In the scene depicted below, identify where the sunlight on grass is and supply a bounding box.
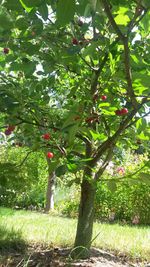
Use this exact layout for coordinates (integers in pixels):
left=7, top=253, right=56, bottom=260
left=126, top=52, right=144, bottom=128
left=0, top=207, right=149, bottom=261
left=93, top=223, right=150, bottom=260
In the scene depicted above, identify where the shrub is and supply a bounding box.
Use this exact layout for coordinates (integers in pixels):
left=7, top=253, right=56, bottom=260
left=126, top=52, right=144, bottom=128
left=0, top=146, right=47, bottom=209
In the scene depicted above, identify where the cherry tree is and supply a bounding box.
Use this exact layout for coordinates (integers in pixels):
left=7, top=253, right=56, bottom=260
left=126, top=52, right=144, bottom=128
left=0, top=0, right=150, bottom=257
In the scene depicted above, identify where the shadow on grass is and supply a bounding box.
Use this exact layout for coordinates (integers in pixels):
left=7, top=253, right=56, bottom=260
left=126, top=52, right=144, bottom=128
left=0, top=225, right=27, bottom=254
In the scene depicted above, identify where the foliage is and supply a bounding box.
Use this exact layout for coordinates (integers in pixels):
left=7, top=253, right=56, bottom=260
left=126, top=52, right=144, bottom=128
left=61, top=152, right=150, bottom=225
left=0, top=0, right=149, bottom=174
left=60, top=181, right=150, bottom=225
left=0, top=144, right=149, bottom=224
left=0, top=0, right=150, bottom=252
left=0, top=146, right=48, bottom=208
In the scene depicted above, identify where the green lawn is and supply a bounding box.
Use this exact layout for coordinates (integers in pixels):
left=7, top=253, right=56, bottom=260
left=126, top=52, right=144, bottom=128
left=0, top=207, right=150, bottom=261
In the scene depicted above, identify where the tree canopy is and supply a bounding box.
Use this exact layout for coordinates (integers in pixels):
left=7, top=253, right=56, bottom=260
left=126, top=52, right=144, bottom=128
left=0, top=0, right=150, bottom=257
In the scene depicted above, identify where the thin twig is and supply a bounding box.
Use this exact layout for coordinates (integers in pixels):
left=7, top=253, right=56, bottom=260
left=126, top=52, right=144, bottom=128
left=127, top=0, right=143, bottom=35
left=125, top=110, right=150, bottom=129
left=102, top=0, right=124, bottom=41
left=101, top=161, right=149, bottom=182
left=17, top=151, right=33, bottom=168
left=123, top=37, right=138, bottom=108
left=79, top=54, right=94, bottom=70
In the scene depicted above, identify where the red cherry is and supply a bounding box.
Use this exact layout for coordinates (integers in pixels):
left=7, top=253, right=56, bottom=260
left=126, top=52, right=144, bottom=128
left=72, top=38, right=79, bottom=45
left=42, top=133, right=51, bottom=140
left=5, top=129, right=12, bottom=135
left=7, top=125, right=15, bottom=131
left=101, top=95, right=107, bottom=101
left=85, top=117, right=98, bottom=123
left=53, top=127, right=58, bottom=132
left=74, top=116, right=80, bottom=121
left=78, top=19, right=83, bottom=27
left=15, top=142, right=22, bottom=147
left=121, top=108, right=128, bottom=115
left=31, top=31, right=36, bottom=36
left=3, top=48, right=9, bottom=54
left=115, top=110, right=122, bottom=116
left=136, top=139, right=142, bottom=145
left=47, top=152, right=54, bottom=158
left=85, top=117, right=93, bottom=123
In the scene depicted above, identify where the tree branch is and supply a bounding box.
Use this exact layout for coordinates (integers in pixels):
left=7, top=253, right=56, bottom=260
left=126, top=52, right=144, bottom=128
left=76, top=133, right=92, bottom=157
left=71, top=151, right=85, bottom=158
left=16, top=115, right=49, bottom=128
left=124, top=37, right=138, bottom=108
left=91, top=138, right=113, bottom=166
left=101, top=115, right=110, bottom=137
left=128, top=4, right=148, bottom=35
left=79, top=54, right=94, bottom=70
left=102, top=0, right=139, bottom=108
left=91, top=54, right=109, bottom=95
left=17, top=151, right=33, bottom=168
left=102, top=160, right=149, bottom=182
left=91, top=104, right=142, bottom=166
left=125, top=110, right=150, bottom=129
left=127, top=0, right=143, bottom=35
left=134, top=8, right=148, bottom=27
left=101, top=0, right=124, bottom=41
left=94, top=148, right=114, bottom=180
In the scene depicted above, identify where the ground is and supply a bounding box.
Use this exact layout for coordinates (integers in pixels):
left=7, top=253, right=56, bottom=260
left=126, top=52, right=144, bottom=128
left=0, top=246, right=149, bottom=267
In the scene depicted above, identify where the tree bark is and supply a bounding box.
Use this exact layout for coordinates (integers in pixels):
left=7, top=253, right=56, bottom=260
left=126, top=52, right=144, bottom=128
left=73, top=169, right=96, bottom=258
left=45, top=171, right=55, bottom=212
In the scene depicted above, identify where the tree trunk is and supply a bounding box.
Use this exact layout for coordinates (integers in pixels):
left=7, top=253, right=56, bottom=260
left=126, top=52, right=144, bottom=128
left=45, top=171, right=55, bottom=212
left=73, top=170, right=96, bottom=258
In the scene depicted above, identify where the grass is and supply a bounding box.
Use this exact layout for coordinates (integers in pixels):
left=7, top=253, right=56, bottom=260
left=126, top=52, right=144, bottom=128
left=0, top=207, right=150, bottom=261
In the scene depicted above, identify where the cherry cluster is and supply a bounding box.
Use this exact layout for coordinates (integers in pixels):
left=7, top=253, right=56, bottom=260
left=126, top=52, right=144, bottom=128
left=5, top=125, right=15, bottom=136
left=3, top=48, right=9, bottom=54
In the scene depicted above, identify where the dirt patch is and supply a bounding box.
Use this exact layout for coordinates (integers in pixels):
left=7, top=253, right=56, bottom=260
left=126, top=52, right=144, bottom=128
left=0, top=247, right=149, bottom=267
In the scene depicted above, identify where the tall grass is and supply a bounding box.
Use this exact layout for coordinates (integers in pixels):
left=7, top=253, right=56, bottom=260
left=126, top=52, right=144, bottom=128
left=0, top=207, right=149, bottom=261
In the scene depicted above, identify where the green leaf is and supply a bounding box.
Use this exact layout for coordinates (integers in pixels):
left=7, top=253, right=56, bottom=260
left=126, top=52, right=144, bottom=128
left=55, top=165, right=67, bottom=177
left=62, top=117, right=75, bottom=129
left=19, top=0, right=33, bottom=12
left=90, top=130, right=106, bottom=141
left=68, top=125, right=79, bottom=145
left=84, top=3, right=92, bottom=17
left=67, top=46, right=81, bottom=55
left=137, top=132, right=149, bottom=141
left=4, top=0, right=22, bottom=10
left=15, top=17, right=29, bottom=30
left=136, top=118, right=142, bottom=132
left=136, top=118, right=147, bottom=134
left=57, top=0, right=75, bottom=25
left=133, top=72, right=150, bottom=89
left=107, top=180, right=117, bottom=192
left=138, top=172, right=150, bottom=185
left=0, top=8, right=13, bottom=30
left=140, top=11, right=150, bottom=33
left=38, top=3, right=48, bottom=21
left=142, top=0, right=150, bottom=8
left=48, top=161, right=58, bottom=173
left=99, top=102, right=110, bottom=108
left=89, top=0, right=97, bottom=12
left=67, top=162, right=78, bottom=172
left=19, top=0, right=43, bottom=8
left=115, top=14, right=130, bottom=26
